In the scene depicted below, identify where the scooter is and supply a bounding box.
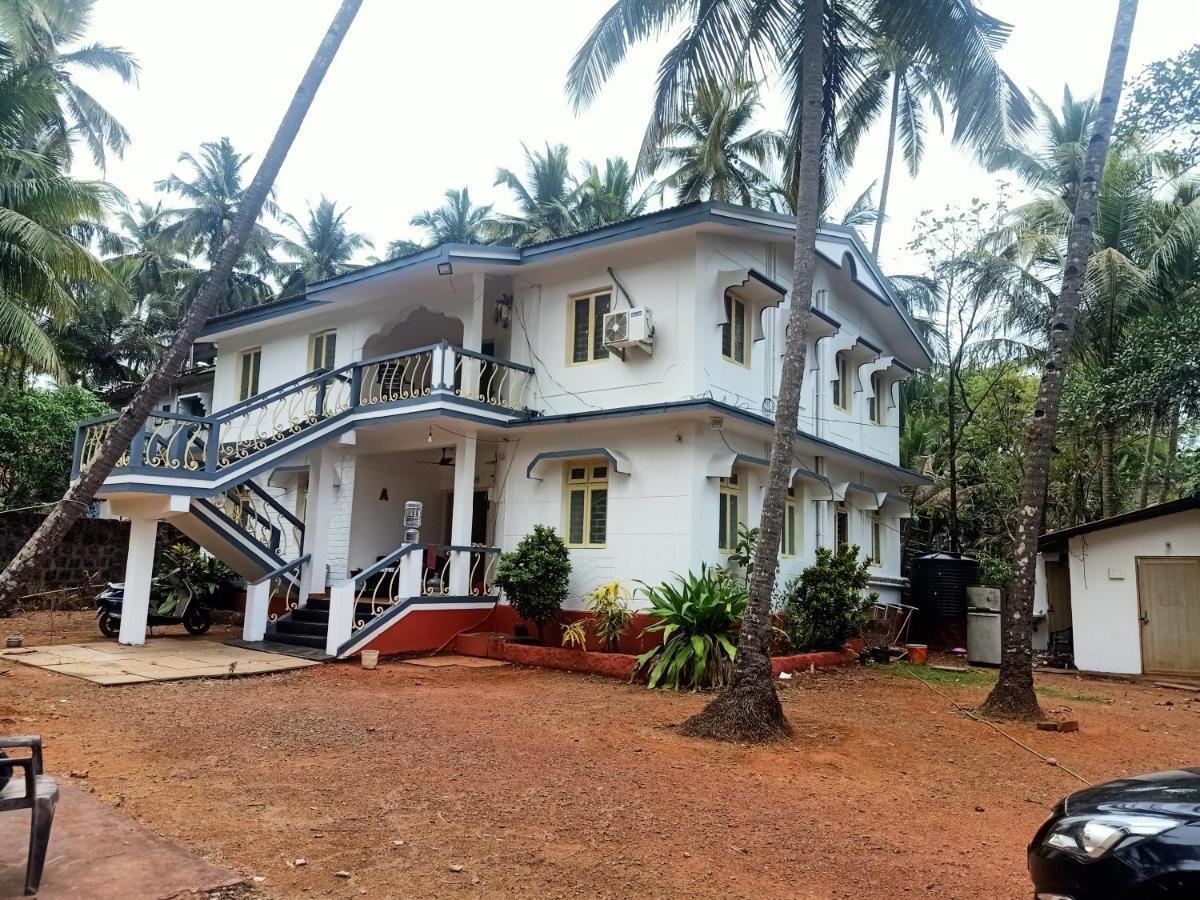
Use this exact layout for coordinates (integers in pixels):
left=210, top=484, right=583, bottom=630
left=95, top=570, right=212, bottom=638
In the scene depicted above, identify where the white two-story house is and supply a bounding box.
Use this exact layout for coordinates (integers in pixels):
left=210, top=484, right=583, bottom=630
left=74, top=201, right=932, bottom=658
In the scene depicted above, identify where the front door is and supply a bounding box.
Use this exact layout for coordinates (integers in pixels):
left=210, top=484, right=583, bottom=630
left=1137, top=557, right=1200, bottom=676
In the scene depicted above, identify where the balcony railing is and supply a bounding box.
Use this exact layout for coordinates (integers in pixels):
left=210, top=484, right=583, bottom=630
left=73, top=343, right=535, bottom=479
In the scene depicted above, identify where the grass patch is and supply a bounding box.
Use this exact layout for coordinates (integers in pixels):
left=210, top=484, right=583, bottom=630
left=1035, top=684, right=1109, bottom=704
left=889, top=661, right=993, bottom=687
left=886, top=662, right=1109, bottom=703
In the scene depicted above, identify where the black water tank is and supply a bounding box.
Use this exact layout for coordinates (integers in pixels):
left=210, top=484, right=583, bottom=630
left=910, top=552, right=980, bottom=621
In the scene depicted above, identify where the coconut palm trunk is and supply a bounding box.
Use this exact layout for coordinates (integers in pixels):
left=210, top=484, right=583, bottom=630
left=1099, top=422, right=1118, bottom=517
left=1157, top=401, right=1180, bottom=504
left=0, top=0, right=363, bottom=615
left=680, top=0, right=825, bottom=743
left=980, top=0, right=1138, bottom=719
left=871, top=72, right=902, bottom=257
left=1138, top=407, right=1157, bottom=508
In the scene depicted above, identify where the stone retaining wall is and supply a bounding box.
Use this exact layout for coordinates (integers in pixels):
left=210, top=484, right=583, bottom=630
left=0, top=512, right=186, bottom=607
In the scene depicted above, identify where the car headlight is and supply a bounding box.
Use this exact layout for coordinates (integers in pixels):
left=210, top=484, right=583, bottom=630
left=1044, top=814, right=1178, bottom=860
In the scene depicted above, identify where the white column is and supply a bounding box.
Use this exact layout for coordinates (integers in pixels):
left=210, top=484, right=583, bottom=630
left=326, top=579, right=355, bottom=656
left=118, top=517, right=158, bottom=646
left=449, top=434, right=478, bottom=595
left=243, top=577, right=270, bottom=642
left=300, top=447, right=336, bottom=599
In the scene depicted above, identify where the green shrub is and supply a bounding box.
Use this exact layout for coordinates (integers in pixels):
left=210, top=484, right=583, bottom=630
left=155, top=543, right=237, bottom=613
left=495, top=525, right=571, bottom=643
left=779, top=545, right=877, bottom=652
left=0, top=385, right=108, bottom=509
left=635, top=565, right=747, bottom=690
left=977, top=552, right=1014, bottom=589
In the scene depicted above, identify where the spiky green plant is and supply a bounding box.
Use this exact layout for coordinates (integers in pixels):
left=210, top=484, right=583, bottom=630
left=635, top=565, right=747, bottom=690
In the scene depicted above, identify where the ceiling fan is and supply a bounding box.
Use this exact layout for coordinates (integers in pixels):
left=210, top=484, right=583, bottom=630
left=416, top=446, right=455, bottom=466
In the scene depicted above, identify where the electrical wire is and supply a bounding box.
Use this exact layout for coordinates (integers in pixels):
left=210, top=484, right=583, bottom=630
left=907, top=668, right=1092, bottom=787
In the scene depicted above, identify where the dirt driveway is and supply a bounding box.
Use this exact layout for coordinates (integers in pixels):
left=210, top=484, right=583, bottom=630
left=2, top=611, right=1198, bottom=898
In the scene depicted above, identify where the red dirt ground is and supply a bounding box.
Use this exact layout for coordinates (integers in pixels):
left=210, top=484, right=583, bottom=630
left=3, top=610, right=1199, bottom=899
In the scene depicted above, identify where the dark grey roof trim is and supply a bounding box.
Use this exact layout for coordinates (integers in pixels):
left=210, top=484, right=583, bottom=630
left=200, top=201, right=933, bottom=366
left=1039, top=494, right=1200, bottom=548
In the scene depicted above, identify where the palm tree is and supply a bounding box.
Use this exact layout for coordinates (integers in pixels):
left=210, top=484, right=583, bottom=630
left=992, top=92, right=1196, bottom=518
left=101, top=200, right=190, bottom=313
left=649, top=79, right=782, bottom=206
left=0, top=72, right=118, bottom=378
left=486, top=143, right=579, bottom=245
left=569, top=0, right=1042, bottom=742
left=0, top=0, right=138, bottom=168
left=0, top=0, right=365, bottom=615
left=278, top=195, right=371, bottom=295
left=981, top=0, right=1139, bottom=720
left=836, top=8, right=1031, bottom=256
left=410, top=187, right=491, bottom=244
left=380, top=237, right=423, bottom=261
left=156, top=137, right=279, bottom=314
left=573, top=157, right=659, bottom=229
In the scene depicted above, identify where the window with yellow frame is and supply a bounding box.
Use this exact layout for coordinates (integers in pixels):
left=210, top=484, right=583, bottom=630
left=718, top=469, right=743, bottom=551
left=782, top=485, right=800, bottom=557
left=832, top=351, right=851, bottom=410
left=721, top=290, right=750, bottom=366
left=309, top=329, right=336, bottom=371
left=237, top=347, right=261, bottom=401
left=870, top=511, right=883, bottom=566
left=868, top=371, right=886, bottom=424
left=567, top=289, right=611, bottom=365
left=564, top=459, right=608, bottom=547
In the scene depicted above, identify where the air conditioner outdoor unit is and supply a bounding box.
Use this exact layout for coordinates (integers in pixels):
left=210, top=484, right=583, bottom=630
left=602, top=307, right=654, bottom=355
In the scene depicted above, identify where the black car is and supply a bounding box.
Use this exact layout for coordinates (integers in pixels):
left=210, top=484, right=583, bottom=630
left=1029, top=768, right=1200, bottom=899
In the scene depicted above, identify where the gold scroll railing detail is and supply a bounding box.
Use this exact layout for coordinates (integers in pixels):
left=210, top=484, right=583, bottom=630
left=266, top=568, right=303, bottom=622
left=141, top=415, right=208, bottom=470
left=357, top=349, right=436, bottom=407
left=447, top=350, right=530, bottom=412
left=218, top=380, right=325, bottom=468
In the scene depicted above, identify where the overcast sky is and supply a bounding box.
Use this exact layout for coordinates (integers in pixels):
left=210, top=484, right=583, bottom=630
left=78, top=0, right=1198, bottom=274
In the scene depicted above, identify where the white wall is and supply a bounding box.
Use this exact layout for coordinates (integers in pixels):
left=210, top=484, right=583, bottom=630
left=1064, top=510, right=1200, bottom=674
left=348, top=454, right=454, bottom=572
left=492, top=417, right=905, bottom=610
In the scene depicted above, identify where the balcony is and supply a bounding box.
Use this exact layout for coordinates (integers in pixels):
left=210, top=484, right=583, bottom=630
left=73, top=343, right=536, bottom=489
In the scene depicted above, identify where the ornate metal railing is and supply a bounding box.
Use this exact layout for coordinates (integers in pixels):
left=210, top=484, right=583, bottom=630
left=203, top=480, right=305, bottom=562
left=244, top=553, right=311, bottom=643
left=447, top=346, right=533, bottom=410
left=347, top=543, right=501, bottom=632
left=73, top=343, right=535, bottom=479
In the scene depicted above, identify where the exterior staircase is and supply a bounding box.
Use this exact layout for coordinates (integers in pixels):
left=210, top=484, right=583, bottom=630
left=73, top=342, right=528, bottom=659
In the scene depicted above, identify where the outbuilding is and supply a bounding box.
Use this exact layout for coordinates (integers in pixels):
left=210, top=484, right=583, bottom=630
left=1037, top=495, right=1200, bottom=677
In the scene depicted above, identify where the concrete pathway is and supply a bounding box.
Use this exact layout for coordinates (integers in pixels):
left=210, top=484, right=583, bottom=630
left=1, top=638, right=318, bottom=685
left=402, top=654, right=509, bottom=669
left=0, top=784, right=242, bottom=899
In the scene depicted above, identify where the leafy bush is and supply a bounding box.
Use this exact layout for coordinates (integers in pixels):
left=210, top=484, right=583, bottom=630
left=635, top=565, right=747, bottom=690
left=155, top=543, right=238, bottom=613
left=495, top=525, right=571, bottom=643
left=977, top=552, right=1014, bottom=589
left=0, top=386, right=108, bottom=509
left=726, top=523, right=758, bottom=583
left=583, top=580, right=633, bottom=652
left=779, top=545, right=877, bottom=652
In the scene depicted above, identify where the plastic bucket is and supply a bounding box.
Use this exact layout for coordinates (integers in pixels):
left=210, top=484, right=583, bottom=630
left=361, top=649, right=379, bottom=670
left=905, top=643, right=929, bottom=665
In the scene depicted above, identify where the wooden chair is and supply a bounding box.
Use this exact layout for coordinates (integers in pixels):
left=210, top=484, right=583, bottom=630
left=0, top=736, right=58, bottom=896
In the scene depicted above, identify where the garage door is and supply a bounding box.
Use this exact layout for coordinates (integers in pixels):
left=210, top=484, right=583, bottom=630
left=1137, top=557, right=1200, bottom=676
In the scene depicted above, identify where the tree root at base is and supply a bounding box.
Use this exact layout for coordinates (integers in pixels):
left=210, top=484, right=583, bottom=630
left=679, top=679, right=793, bottom=743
